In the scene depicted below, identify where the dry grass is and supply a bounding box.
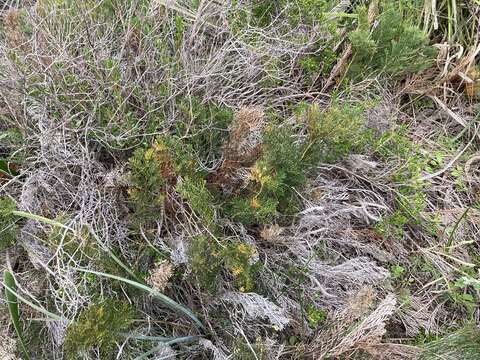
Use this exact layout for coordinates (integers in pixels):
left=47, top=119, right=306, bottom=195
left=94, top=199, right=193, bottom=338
left=0, top=0, right=479, bottom=359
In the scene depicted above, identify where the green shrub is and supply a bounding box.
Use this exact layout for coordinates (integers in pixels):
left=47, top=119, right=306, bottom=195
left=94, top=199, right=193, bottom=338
left=226, top=196, right=279, bottom=226
left=349, top=3, right=437, bottom=79
left=243, top=0, right=337, bottom=28
left=283, top=0, right=336, bottom=27
left=128, top=129, right=226, bottom=229
left=175, top=97, right=233, bottom=166
left=188, top=236, right=260, bottom=293
left=228, top=0, right=341, bottom=79
left=223, top=124, right=303, bottom=225
left=299, top=55, right=321, bottom=74
left=300, top=102, right=368, bottom=165
left=188, top=235, right=222, bottom=292
left=176, top=176, right=217, bottom=229
left=374, top=124, right=468, bottom=241
left=23, top=0, right=183, bottom=149
left=127, top=143, right=168, bottom=226
left=224, top=103, right=367, bottom=225
left=223, top=242, right=259, bottom=292
left=64, top=300, right=134, bottom=359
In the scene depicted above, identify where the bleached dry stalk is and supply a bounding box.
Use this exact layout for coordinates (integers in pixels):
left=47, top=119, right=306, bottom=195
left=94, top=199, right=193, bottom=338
left=220, top=291, right=291, bottom=330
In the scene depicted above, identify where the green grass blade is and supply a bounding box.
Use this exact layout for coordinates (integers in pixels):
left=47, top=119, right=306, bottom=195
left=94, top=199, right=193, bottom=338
left=104, top=249, right=142, bottom=282
left=2, top=283, right=65, bottom=322
left=0, top=160, right=19, bottom=177
left=11, top=210, right=75, bottom=232
left=446, top=207, right=470, bottom=249
left=4, top=270, right=30, bottom=360
left=89, top=230, right=142, bottom=282
left=74, top=268, right=204, bottom=330
left=10, top=210, right=140, bottom=283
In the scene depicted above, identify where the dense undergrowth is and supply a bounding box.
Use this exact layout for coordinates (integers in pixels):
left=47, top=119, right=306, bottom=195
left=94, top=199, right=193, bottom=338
left=0, top=0, right=479, bottom=359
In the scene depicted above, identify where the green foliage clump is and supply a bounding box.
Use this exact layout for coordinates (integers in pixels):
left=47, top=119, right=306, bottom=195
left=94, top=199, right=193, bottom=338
left=223, top=242, right=259, bottom=292
left=188, top=235, right=222, bottom=292
left=224, top=125, right=303, bottom=225
left=161, top=136, right=199, bottom=177
left=0, top=197, right=17, bottom=250
left=188, top=236, right=260, bottom=293
left=176, top=176, right=216, bottom=229
left=306, top=304, right=327, bottom=328
left=226, top=196, right=279, bottom=226
left=373, top=126, right=433, bottom=238
left=228, top=1, right=340, bottom=79
left=349, top=3, right=437, bottom=79
left=127, top=143, right=167, bottom=226
left=25, top=0, right=181, bottom=149
left=301, top=102, right=369, bottom=165
left=374, top=126, right=470, bottom=242
left=299, top=57, right=335, bottom=86
left=250, top=1, right=276, bottom=28
left=389, top=264, right=406, bottom=280
left=224, top=103, right=367, bottom=225
left=64, top=300, right=134, bottom=359
left=128, top=135, right=200, bottom=223
left=175, top=97, right=233, bottom=165
left=284, top=0, right=335, bottom=27
left=373, top=124, right=470, bottom=244
left=447, top=287, right=477, bottom=316
left=243, top=0, right=336, bottom=28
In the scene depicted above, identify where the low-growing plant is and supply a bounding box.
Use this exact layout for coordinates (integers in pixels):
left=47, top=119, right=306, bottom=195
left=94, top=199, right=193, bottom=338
left=228, top=0, right=342, bottom=86
left=176, top=176, right=217, bottom=230
left=372, top=127, right=438, bottom=238
left=223, top=242, right=259, bottom=292
left=224, top=103, right=368, bottom=225
left=3, top=270, right=29, bottom=360
left=223, top=124, right=303, bottom=225
left=188, top=235, right=222, bottom=293
left=446, top=273, right=478, bottom=317
left=128, top=136, right=198, bottom=226
left=75, top=268, right=204, bottom=329
left=175, top=97, right=233, bottom=166
left=389, top=264, right=406, bottom=280
left=349, top=2, right=437, bottom=79
left=188, top=236, right=260, bottom=293
left=300, top=102, right=369, bottom=164
left=64, top=300, right=134, bottom=359
left=305, top=304, right=327, bottom=328
left=240, top=0, right=340, bottom=28
left=127, top=143, right=169, bottom=226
